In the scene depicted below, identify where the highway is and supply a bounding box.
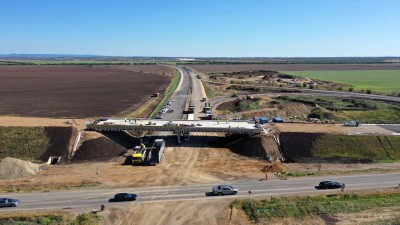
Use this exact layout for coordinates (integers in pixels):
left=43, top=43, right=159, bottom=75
left=158, top=66, right=207, bottom=121
left=185, top=67, right=207, bottom=120
left=1, top=172, right=399, bottom=212
left=162, top=66, right=191, bottom=120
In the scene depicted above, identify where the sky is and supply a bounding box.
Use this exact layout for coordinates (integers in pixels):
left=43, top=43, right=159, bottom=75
left=1, top=0, right=399, bottom=57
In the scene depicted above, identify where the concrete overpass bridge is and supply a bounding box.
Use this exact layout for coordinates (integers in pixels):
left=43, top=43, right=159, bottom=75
left=86, top=118, right=262, bottom=141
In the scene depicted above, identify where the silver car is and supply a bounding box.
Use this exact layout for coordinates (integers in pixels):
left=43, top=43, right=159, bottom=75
left=0, top=198, right=20, bottom=207
left=212, top=185, right=238, bottom=196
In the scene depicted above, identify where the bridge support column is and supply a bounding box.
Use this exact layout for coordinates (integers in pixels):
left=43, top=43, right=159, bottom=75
left=176, top=132, right=181, bottom=144
left=183, top=132, right=190, bottom=141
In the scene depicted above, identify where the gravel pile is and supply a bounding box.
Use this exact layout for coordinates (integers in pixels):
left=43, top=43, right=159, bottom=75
left=0, top=157, right=40, bottom=179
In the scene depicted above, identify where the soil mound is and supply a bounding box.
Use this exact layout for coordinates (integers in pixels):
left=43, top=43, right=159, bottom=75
left=73, top=137, right=128, bottom=161
left=261, top=163, right=287, bottom=173
left=282, top=102, right=311, bottom=117
left=0, top=157, right=40, bottom=179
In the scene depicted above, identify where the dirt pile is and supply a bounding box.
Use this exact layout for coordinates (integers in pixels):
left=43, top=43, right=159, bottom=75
left=0, top=157, right=40, bottom=179
left=281, top=102, right=311, bottom=117
left=261, top=163, right=287, bottom=173
left=73, top=137, right=128, bottom=161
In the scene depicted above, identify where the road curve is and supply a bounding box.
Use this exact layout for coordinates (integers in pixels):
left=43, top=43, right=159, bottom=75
left=1, top=172, right=399, bottom=212
left=203, top=80, right=400, bottom=104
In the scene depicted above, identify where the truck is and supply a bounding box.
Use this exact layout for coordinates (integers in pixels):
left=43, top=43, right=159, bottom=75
left=187, top=113, right=195, bottom=120
left=189, top=100, right=195, bottom=113
left=203, top=102, right=211, bottom=113
left=149, top=139, right=166, bottom=165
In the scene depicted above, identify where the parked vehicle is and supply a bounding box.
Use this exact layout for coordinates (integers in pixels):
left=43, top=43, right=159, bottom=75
left=318, top=181, right=343, bottom=189
left=0, top=198, right=20, bottom=207
left=344, top=121, right=359, bottom=127
left=212, top=185, right=238, bottom=195
left=109, top=193, right=137, bottom=202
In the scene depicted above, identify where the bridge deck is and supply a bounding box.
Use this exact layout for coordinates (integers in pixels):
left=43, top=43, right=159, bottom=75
left=86, top=118, right=262, bottom=135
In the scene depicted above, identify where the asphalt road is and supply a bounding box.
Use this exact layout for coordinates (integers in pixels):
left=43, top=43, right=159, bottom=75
left=162, top=66, right=206, bottom=120
left=162, top=66, right=191, bottom=120
left=204, top=79, right=400, bottom=103
left=1, top=172, right=399, bottom=212
left=185, top=67, right=207, bottom=120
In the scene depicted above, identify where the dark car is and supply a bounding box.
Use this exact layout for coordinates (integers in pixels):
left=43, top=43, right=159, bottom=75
left=109, top=193, right=137, bottom=202
left=0, top=198, right=20, bottom=207
left=318, top=181, right=343, bottom=189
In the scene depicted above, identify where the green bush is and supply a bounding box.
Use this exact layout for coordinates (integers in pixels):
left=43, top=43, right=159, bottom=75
left=72, top=213, right=101, bottom=225
left=36, top=217, right=53, bottom=225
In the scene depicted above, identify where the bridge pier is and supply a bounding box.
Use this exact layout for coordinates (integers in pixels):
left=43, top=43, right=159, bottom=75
left=183, top=132, right=190, bottom=141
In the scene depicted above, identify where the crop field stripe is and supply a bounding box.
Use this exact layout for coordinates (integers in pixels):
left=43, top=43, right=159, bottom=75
left=281, top=70, right=400, bottom=93
left=150, top=69, right=181, bottom=118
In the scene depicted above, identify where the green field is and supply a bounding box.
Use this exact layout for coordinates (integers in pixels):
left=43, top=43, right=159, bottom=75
left=231, top=192, right=400, bottom=222
left=281, top=70, right=400, bottom=93
left=312, top=135, right=400, bottom=162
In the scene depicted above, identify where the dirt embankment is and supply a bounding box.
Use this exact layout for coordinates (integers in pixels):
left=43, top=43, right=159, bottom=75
left=228, top=134, right=280, bottom=160
left=0, top=126, right=73, bottom=162
left=40, top=127, right=75, bottom=162
left=279, top=132, right=400, bottom=163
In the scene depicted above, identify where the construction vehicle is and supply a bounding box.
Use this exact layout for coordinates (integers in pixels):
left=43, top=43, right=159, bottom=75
left=132, top=139, right=166, bottom=166
left=149, top=139, right=166, bottom=165
left=132, top=145, right=146, bottom=165
left=203, top=102, right=211, bottom=113
left=187, top=113, right=195, bottom=120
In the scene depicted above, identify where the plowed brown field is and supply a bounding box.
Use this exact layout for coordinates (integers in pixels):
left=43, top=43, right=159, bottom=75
left=0, top=65, right=171, bottom=117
